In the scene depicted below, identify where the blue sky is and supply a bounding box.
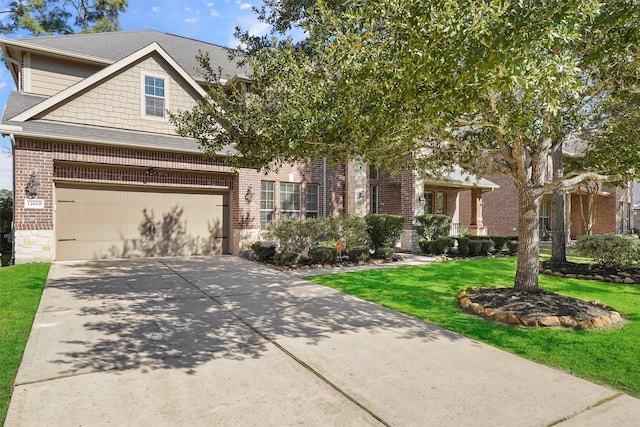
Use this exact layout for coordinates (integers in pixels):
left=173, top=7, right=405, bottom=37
left=0, top=0, right=273, bottom=191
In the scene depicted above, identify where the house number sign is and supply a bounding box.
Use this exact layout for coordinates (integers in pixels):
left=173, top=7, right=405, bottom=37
left=24, top=199, right=45, bottom=209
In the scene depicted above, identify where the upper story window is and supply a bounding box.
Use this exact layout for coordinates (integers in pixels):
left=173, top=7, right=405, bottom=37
left=306, top=184, right=319, bottom=218
left=142, top=74, right=167, bottom=119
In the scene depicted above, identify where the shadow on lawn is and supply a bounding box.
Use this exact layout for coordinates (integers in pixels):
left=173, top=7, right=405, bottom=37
left=36, top=256, right=461, bottom=378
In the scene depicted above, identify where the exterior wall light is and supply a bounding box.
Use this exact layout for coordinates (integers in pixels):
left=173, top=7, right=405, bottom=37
left=245, top=185, right=254, bottom=204
left=145, top=167, right=158, bottom=176
left=25, top=173, right=40, bottom=199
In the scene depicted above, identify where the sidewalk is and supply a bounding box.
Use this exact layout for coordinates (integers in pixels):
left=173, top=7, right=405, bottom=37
left=5, top=255, right=640, bottom=426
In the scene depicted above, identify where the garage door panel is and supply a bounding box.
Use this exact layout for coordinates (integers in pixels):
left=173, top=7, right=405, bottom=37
left=55, top=186, right=229, bottom=260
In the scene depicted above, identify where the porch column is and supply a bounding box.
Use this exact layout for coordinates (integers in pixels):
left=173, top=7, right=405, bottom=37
left=469, top=188, right=485, bottom=236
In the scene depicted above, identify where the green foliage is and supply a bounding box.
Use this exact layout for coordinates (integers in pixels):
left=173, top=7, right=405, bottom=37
left=365, top=214, right=405, bottom=251
left=263, top=215, right=368, bottom=255
left=279, top=251, right=301, bottom=266
left=0, top=263, right=50, bottom=422
left=490, top=236, right=508, bottom=252
left=348, top=246, right=371, bottom=262
left=0, top=192, right=12, bottom=253
left=310, top=246, right=337, bottom=264
left=310, top=258, right=640, bottom=398
left=456, top=236, right=470, bottom=256
left=173, top=0, right=640, bottom=291
left=0, top=0, right=127, bottom=35
left=576, top=234, right=640, bottom=270
left=374, top=247, right=395, bottom=260
left=415, top=214, right=451, bottom=241
left=481, top=239, right=494, bottom=254
left=468, top=240, right=483, bottom=256
left=264, top=217, right=318, bottom=254
left=251, top=241, right=276, bottom=262
left=507, top=240, right=519, bottom=254
left=325, top=215, right=370, bottom=250
left=419, top=238, right=433, bottom=254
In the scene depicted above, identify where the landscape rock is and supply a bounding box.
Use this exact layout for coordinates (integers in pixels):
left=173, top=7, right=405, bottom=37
left=591, top=317, right=604, bottom=328
left=519, top=317, right=538, bottom=326
left=459, top=297, right=471, bottom=309
left=577, top=319, right=594, bottom=330
left=624, top=277, right=636, bottom=284
left=610, top=312, right=623, bottom=324
left=493, top=311, right=507, bottom=322
left=483, top=308, right=496, bottom=318
left=508, top=314, right=520, bottom=324
left=559, top=316, right=577, bottom=328
left=600, top=316, right=612, bottom=327
left=538, top=316, right=560, bottom=327
left=594, top=275, right=605, bottom=281
left=470, top=303, right=485, bottom=315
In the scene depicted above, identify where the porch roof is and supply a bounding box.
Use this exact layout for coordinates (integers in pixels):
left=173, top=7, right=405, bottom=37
left=423, top=170, right=499, bottom=191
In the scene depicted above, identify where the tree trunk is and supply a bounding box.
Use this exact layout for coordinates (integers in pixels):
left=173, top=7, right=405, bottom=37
left=515, top=191, right=541, bottom=292
left=551, top=144, right=567, bottom=262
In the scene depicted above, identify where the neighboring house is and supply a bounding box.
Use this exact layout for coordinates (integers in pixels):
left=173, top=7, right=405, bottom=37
left=0, top=30, right=501, bottom=263
left=480, top=175, right=634, bottom=240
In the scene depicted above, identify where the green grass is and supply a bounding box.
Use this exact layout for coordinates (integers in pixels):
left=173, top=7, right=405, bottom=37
left=0, top=263, right=50, bottom=423
left=538, top=244, right=594, bottom=264
left=310, top=258, right=640, bottom=397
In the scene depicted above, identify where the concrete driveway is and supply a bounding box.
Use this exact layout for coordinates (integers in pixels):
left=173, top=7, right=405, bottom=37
left=6, top=256, right=640, bottom=426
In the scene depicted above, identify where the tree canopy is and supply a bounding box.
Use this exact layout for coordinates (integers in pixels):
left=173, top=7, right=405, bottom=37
left=0, top=0, right=127, bottom=35
left=172, top=0, right=640, bottom=290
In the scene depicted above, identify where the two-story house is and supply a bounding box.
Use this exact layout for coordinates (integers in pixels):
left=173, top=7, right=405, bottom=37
left=0, top=30, right=498, bottom=263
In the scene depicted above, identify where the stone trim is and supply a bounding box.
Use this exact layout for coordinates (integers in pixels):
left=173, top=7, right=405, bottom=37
left=457, top=288, right=625, bottom=330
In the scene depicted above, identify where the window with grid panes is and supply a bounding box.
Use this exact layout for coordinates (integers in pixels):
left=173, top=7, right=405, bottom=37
left=260, top=181, right=274, bottom=229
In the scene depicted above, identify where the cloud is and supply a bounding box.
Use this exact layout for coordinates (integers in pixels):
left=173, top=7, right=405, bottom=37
left=185, top=17, right=198, bottom=24
left=151, top=6, right=160, bottom=13
left=240, top=3, right=251, bottom=10
left=210, top=9, right=220, bottom=17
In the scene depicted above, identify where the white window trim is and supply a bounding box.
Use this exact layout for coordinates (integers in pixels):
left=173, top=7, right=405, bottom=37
left=140, top=71, right=169, bottom=122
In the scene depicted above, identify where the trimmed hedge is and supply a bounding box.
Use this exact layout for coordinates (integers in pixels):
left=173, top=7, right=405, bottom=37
left=251, top=241, right=276, bottom=261
left=576, top=234, right=640, bottom=270
left=310, top=246, right=338, bottom=264
left=349, top=246, right=371, bottom=262
left=456, top=236, right=470, bottom=255
left=280, top=252, right=300, bottom=266
left=506, top=240, right=518, bottom=254
left=374, top=247, right=395, bottom=260
left=415, top=214, right=451, bottom=240
left=365, top=214, right=405, bottom=251
left=468, top=239, right=483, bottom=256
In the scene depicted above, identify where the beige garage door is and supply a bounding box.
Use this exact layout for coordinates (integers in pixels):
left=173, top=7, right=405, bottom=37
left=55, top=185, right=230, bottom=260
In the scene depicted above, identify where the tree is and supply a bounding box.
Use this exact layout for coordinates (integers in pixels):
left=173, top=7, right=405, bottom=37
left=0, top=0, right=127, bottom=35
left=0, top=190, right=13, bottom=252
left=172, top=0, right=640, bottom=291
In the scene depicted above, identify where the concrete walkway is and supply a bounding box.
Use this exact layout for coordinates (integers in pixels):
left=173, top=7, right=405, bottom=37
left=5, top=255, right=640, bottom=426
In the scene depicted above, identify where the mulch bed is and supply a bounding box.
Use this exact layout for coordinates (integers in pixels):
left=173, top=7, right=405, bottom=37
left=459, top=259, right=635, bottom=330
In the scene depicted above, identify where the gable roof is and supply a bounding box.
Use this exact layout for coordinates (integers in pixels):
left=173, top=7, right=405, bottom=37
left=0, top=30, right=249, bottom=84
left=10, top=42, right=208, bottom=122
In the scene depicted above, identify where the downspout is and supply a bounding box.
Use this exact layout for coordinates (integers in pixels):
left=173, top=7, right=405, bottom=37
left=323, top=157, right=327, bottom=217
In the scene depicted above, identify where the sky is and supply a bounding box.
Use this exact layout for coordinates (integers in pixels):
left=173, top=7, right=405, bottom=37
left=0, top=0, right=274, bottom=191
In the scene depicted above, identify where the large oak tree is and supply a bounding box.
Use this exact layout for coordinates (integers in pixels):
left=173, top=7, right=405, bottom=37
left=0, top=0, right=127, bottom=35
left=173, top=0, right=640, bottom=291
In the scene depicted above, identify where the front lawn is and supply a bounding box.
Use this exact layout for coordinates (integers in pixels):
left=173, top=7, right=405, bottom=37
left=0, top=263, right=50, bottom=423
left=310, top=258, right=640, bottom=397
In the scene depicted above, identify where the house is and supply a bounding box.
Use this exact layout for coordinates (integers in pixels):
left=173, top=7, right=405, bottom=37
left=0, top=30, right=502, bottom=263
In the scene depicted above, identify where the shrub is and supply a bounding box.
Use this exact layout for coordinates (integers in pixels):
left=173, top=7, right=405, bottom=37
left=576, top=234, right=640, bottom=270
left=348, top=246, right=371, bottom=262
left=251, top=241, right=276, bottom=261
left=468, top=239, right=483, bottom=256
left=415, top=214, right=451, bottom=240
left=310, top=246, right=338, bottom=264
left=280, top=252, right=300, bottom=266
left=490, top=236, right=508, bottom=252
left=331, top=215, right=370, bottom=250
left=506, top=240, right=518, bottom=254
left=374, top=247, right=395, bottom=260
left=365, top=214, right=405, bottom=250
left=456, top=236, right=470, bottom=256
left=419, top=238, right=434, bottom=254
left=433, top=236, right=453, bottom=255
left=480, top=239, right=494, bottom=253
left=264, top=217, right=318, bottom=254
